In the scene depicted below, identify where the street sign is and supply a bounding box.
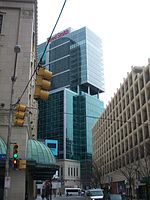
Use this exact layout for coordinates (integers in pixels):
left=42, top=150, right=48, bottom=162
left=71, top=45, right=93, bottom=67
left=4, top=176, right=11, bottom=189
left=0, top=154, right=6, bottom=160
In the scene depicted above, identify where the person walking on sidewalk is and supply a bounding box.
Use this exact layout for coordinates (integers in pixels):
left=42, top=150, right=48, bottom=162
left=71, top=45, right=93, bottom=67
left=45, top=180, right=52, bottom=200
left=41, top=185, right=46, bottom=200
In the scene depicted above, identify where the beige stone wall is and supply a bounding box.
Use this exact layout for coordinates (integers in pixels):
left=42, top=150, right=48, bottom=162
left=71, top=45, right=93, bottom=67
left=0, top=0, right=37, bottom=199
left=0, top=0, right=38, bottom=142
left=93, top=64, right=150, bottom=184
left=57, top=159, right=81, bottom=188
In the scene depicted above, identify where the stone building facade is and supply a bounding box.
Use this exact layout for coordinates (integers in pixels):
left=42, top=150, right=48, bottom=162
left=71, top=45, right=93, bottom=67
left=93, top=64, right=150, bottom=196
left=0, top=0, right=38, bottom=199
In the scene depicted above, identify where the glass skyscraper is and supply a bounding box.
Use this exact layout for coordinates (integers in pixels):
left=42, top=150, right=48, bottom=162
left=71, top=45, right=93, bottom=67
left=38, top=27, right=104, bottom=187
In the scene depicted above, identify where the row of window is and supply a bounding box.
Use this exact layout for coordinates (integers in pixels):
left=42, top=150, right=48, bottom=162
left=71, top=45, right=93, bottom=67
left=59, top=165, right=79, bottom=178
left=94, top=121, right=149, bottom=156
left=103, top=67, right=150, bottom=114
left=93, top=65, right=150, bottom=174
left=95, top=111, right=149, bottom=146
left=68, top=167, right=79, bottom=177
left=95, top=141, right=150, bottom=174
left=95, top=130, right=149, bottom=161
left=98, top=88, right=150, bottom=131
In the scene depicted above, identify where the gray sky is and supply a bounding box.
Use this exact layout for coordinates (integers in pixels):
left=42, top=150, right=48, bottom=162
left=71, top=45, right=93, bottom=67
left=38, top=0, right=150, bottom=107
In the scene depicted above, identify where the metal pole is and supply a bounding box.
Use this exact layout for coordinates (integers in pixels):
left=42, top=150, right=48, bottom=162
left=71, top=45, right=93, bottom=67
left=3, top=45, right=21, bottom=200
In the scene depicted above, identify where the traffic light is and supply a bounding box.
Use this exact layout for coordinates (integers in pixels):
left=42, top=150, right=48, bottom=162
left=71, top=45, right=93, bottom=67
left=14, top=103, right=26, bottom=126
left=12, top=144, right=18, bottom=168
left=34, top=66, right=52, bottom=101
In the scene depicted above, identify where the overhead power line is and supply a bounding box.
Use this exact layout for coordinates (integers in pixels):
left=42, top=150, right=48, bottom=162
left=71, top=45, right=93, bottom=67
left=64, top=112, right=150, bottom=126
left=16, top=0, right=67, bottom=104
left=38, top=0, right=67, bottom=64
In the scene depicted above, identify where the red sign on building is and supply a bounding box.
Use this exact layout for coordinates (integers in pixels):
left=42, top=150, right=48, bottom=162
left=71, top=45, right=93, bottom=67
left=48, top=28, right=71, bottom=43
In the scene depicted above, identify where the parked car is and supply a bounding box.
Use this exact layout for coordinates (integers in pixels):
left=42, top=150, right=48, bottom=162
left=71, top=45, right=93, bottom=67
left=109, top=194, right=122, bottom=200
left=85, top=188, right=104, bottom=200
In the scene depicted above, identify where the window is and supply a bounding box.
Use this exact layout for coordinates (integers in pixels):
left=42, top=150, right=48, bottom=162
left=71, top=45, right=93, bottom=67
left=76, top=167, right=78, bottom=177
left=74, top=168, right=75, bottom=177
left=61, top=166, right=63, bottom=176
left=71, top=167, right=73, bottom=176
left=0, top=14, right=3, bottom=34
left=68, top=167, right=70, bottom=176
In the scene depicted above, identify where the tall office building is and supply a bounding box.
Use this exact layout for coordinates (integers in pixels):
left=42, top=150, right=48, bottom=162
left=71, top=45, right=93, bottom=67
left=38, top=27, right=104, bottom=188
left=93, top=65, right=150, bottom=197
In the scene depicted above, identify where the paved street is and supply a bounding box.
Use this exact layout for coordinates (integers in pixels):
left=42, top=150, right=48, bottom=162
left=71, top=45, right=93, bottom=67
left=36, top=194, right=85, bottom=200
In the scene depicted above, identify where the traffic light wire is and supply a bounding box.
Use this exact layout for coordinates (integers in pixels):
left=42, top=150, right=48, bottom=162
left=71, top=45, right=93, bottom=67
left=16, top=0, right=67, bottom=105
left=64, top=112, right=150, bottom=126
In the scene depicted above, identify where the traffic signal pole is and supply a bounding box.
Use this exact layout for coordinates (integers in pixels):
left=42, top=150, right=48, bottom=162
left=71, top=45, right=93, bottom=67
left=3, top=45, right=21, bottom=200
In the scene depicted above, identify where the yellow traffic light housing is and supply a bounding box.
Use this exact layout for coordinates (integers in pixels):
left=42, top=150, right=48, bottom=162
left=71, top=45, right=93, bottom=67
left=34, top=66, right=52, bottom=101
left=14, top=103, right=26, bottom=126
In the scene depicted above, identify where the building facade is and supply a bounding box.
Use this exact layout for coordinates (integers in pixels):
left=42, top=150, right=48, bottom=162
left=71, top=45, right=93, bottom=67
left=57, top=159, right=81, bottom=188
left=93, top=64, right=150, bottom=198
left=0, top=0, right=38, bottom=199
left=38, top=27, right=104, bottom=188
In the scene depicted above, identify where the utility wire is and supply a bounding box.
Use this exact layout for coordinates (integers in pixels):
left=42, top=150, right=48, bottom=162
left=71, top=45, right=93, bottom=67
left=63, top=112, right=150, bottom=127
left=38, top=0, right=67, bottom=64
left=16, top=0, right=67, bottom=105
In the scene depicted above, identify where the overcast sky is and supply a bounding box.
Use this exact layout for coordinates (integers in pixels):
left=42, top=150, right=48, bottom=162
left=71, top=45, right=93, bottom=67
left=38, top=0, right=150, bottom=107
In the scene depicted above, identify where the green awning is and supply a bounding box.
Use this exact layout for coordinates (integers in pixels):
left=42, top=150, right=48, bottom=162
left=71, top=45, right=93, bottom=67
left=0, top=138, right=56, bottom=166
left=0, top=137, right=6, bottom=154
left=26, top=139, right=56, bottom=165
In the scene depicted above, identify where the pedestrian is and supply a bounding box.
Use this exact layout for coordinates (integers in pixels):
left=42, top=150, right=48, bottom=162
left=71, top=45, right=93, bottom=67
left=25, top=193, right=28, bottom=200
left=41, top=185, right=45, bottom=200
left=103, top=186, right=110, bottom=200
left=45, top=180, right=52, bottom=200
left=49, top=180, right=52, bottom=200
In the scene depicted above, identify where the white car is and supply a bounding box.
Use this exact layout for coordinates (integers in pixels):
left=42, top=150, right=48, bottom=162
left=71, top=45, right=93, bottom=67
left=85, top=188, right=104, bottom=200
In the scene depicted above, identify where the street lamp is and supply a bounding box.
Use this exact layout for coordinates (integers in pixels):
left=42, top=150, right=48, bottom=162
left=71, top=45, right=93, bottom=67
left=3, top=45, right=21, bottom=200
